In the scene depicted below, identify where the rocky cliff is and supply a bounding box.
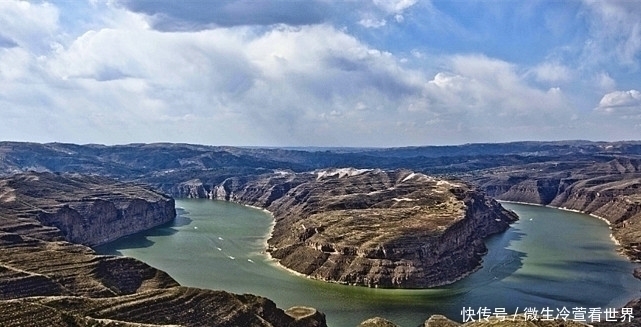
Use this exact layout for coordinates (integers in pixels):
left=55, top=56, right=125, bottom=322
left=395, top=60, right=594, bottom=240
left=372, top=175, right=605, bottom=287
left=0, top=172, right=176, bottom=246
left=4, top=141, right=641, bottom=323
left=206, top=168, right=518, bottom=288
left=0, top=172, right=327, bottom=327
left=470, top=157, right=641, bottom=261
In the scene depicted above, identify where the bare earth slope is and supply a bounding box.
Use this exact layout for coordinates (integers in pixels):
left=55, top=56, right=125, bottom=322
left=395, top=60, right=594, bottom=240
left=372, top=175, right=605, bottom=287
left=3, top=141, right=641, bottom=324
left=207, top=168, right=518, bottom=288
left=0, top=172, right=326, bottom=327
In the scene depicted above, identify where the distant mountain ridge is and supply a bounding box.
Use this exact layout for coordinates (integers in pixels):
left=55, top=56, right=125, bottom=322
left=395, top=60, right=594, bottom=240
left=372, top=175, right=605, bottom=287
left=3, top=140, right=641, bottom=178
left=2, top=140, right=641, bottom=325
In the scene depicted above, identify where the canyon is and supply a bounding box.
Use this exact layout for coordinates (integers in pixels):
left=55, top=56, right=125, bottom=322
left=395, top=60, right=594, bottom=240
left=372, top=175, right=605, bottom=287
left=0, top=172, right=326, bottom=327
left=468, top=156, right=641, bottom=262
left=2, top=140, right=641, bottom=326
left=203, top=168, right=517, bottom=288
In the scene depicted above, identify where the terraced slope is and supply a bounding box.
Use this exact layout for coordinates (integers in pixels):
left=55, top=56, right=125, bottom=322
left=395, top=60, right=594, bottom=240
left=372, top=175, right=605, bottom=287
left=0, top=172, right=326, bottom=327
left=207, top=168, right=518, bottom=288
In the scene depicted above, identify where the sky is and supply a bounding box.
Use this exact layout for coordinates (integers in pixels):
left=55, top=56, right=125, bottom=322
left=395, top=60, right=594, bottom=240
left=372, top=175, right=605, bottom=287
left=0, top=0, right=640, bottom=147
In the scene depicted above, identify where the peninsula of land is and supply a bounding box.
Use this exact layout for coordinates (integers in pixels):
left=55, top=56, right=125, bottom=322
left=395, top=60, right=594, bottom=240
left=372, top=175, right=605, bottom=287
left=203, top=168, right=517, bottom=288
left=2, top=140, right=641, bottom=326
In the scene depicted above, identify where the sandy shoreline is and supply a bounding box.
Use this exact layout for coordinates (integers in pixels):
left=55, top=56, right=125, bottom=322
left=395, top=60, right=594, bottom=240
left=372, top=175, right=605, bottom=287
left=251, top=202, right=500, bottom=288
left=238, top=199, right=633, bottom=287
left=260, top=211, right=323, bottom=281
left=498, top=200, right=622, bottom=248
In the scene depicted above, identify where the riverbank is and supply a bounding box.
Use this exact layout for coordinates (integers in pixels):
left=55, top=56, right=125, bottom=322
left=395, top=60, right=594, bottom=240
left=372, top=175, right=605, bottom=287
left=99, top=199, right=641, bottom=327
left=209, top=169, right=519, bottom=288
left=499, top=200, right=628, bottom=258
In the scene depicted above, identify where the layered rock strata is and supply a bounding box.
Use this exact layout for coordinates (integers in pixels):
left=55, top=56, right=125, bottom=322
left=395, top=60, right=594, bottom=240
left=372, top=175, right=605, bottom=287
left=0, top=172, right=176, bottom=246
left=467, top=158, right=641, bottom=327
left=471, top=157, right=641, bottom=261
left=208, top=168, right=518, bottom=288
left=0, top=172, right=326, bottom=327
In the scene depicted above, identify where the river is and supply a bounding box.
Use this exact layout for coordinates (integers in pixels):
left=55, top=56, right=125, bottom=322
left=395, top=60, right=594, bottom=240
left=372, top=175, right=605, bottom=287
left=96, top=200, right=641, bottom=327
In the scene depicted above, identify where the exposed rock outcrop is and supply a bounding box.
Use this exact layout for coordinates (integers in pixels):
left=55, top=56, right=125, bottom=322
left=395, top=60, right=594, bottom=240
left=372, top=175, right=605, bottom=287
left=358, top=317, right=400, bottom=327
left=0, top=172, right=176, bottom=246
left=208, top=168, right=517, bottom=288
left=0, top=172, right=327, bottom=327
left=4, top=141, right=641, bottom=324
left=471, top=158, right=641, bottom=261
left=423, top=315, right=460, bottom=327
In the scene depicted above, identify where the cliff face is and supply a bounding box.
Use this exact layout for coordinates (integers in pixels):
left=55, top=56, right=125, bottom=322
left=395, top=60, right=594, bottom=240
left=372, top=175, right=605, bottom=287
left=0, top=172, right=327, bottom=327
left=471, top=158, right=641, bottom=260
left=35, top=197, right=176, bottom=247
left=208, top=168, right=518, bottom=288
left=0, top=172, right=176, bottom=246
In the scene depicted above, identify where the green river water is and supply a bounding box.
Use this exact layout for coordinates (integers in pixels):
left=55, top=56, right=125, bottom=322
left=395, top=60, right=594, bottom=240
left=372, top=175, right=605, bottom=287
left=96, top=200, right=641, bottom=327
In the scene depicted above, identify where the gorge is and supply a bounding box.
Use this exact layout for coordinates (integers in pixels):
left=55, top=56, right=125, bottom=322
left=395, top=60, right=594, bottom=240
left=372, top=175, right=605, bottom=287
left=197, top=168, right=518, bottom=288
left=0, top=172, right=326, bottom=327
left=98, top=199, right=640, bottom=327
left=2, top=140, right=641, bottom=326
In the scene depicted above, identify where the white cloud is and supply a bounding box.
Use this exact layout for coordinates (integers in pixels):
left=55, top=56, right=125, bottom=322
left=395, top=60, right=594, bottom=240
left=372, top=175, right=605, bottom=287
left=413, top=55, right=577, bottom=140
left=0, top=1, right=59, bottom=53
left=359, top=17, right=387, bottom=28
left=587, top=89, right=641, bottom=137
left=373, top=0, right=419, bottom=14
left=530, top=62, right=573, bottom=83
left=1, top=0, right=639, bottom=146
left=581, top=0, right=641, bottom=68
left=596, top=90, right=641, bottom=113
left=2, top=6, right=425, bottom=145
left=0, top=3, right=582, bottom=147
left=595, top=72, right=616, bottom=91
left=356, top=0, right=418, bottom=29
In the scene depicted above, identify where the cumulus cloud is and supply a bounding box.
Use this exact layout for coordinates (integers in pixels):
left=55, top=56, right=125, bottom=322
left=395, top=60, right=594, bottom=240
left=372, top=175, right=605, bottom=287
left=589, top=90, right=641, bottom=137
left=421, top=55, right=574, bottom=121
left=1, top=0, right=639, bottom=146
left=0, top=1, right=581, bottom=146
left=596, top=90, right=641, bottom=113
left=1, top=3, right=422, bottom=145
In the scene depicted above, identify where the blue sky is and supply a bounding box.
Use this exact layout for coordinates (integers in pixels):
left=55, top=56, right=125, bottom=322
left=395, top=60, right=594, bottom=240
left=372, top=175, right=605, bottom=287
left=0, top=0, right=640, bottom=146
